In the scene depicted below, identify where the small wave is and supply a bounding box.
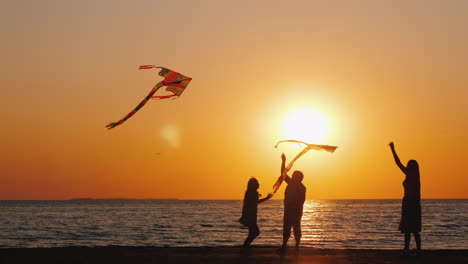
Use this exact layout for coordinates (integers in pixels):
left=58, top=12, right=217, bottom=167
left=153, top=224, right=171, bottom=228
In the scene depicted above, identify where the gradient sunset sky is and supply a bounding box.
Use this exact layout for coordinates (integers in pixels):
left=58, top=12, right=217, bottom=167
left=2, top=0, right=467, bottom=200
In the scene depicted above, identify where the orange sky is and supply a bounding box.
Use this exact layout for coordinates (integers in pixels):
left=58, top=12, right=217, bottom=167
left=2, top=0, right=467, bottom=200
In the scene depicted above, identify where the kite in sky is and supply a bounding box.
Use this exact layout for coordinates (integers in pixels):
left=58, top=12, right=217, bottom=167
left=272, top=139, right=338, bottom=193
left=106, top=66, right=192, bottom=129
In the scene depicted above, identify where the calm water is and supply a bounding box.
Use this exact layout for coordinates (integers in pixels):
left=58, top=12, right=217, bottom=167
left=0, top=199, right=466, bottom=249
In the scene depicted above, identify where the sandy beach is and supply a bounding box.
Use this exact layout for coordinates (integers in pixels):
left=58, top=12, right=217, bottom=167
left=1, top=247, right=467, bottom=264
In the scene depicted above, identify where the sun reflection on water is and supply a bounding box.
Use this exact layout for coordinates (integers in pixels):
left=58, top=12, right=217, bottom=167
left=301, top=200, right=326, bottom=246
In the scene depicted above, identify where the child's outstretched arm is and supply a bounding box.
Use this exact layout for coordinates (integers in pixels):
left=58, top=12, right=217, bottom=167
left=258, top=193, right=273, bottom=204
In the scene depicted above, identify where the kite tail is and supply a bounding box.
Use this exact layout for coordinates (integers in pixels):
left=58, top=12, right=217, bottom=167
left=106, top=122, right=119, bottom=129
left=106, top=82, right=163, bottom=130
left=272, top=175, right=283, bottom=193
left=151, top=94, right=178, bottom=100
left=139, top=65, right=159, bottom=70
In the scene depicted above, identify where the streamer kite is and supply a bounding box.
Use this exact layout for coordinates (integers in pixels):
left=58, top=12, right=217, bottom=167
left=272, top=139, right=338, bottom=193
left=106, top=66, right=192, bottom=129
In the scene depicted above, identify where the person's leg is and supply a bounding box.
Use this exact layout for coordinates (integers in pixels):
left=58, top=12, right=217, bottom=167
left=292, top=220, right=302, bottom=248
left=403, top=233, right=411, bottom=253
left=413, top=232, right=421, bottom=251
left=243, top=224, right=259, bottom=247
left=281, top=221, right=292, bottom=248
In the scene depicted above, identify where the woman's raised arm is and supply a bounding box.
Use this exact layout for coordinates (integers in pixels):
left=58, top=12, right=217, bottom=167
left=389, top=142, right=406, bottom=174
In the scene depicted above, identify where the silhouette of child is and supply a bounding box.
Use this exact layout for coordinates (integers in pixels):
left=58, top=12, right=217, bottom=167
left=239, top=177, right=272, bottom=247
left=389, top=142, right=422, bottom=255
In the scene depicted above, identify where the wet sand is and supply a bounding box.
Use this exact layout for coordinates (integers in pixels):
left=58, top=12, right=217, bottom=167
left=1, top=247, right=467, bottom=264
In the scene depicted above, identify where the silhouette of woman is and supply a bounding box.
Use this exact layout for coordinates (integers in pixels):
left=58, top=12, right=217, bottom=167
left=389, top=142, right=422, bottom=255
left=239, top=177, right=272, bottom=247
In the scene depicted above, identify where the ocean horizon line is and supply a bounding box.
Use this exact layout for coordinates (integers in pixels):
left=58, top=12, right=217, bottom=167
left=0, top=198, right=467, bottom=201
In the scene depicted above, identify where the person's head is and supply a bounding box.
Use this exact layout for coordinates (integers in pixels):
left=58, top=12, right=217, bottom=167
left=247, top=177, right=259, bottom=190
left=406, top=159, right=420, bottom=179
left=291, top=171, right=304, bottom=183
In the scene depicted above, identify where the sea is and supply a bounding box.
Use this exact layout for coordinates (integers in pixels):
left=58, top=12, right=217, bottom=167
left=0, top=199, right=466, bottom=249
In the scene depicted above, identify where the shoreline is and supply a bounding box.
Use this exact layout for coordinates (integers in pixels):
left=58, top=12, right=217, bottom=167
left=1, top=247, right=467, bottom=264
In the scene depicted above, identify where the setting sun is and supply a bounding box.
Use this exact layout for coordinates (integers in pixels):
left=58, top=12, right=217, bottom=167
left=280, top=107, right=331, bottom=144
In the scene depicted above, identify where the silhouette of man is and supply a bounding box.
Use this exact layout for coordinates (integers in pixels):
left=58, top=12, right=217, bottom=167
left=279, top=154, right=306, bottom=250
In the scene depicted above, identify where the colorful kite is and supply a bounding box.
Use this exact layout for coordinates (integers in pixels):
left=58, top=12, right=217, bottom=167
left=272, top=139, right=338, bottom=193
left=106, top=66, right=192, bottom=129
